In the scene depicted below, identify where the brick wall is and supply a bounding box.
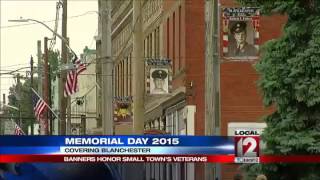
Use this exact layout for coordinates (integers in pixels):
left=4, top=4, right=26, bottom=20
left=219, top=0, right=287, bottom=179
left=163, top=0, right=206, bottom=179
left=163, top=0, right=205, bottom=137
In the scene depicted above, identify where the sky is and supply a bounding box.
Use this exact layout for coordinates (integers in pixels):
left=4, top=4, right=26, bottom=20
left=0, top=0, right=98, bottom=104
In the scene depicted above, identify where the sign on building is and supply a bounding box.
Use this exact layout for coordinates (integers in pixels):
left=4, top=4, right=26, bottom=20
left=113, top=96, right=133, bottom=125
left=146, top=59, right=172, bottom=95
left=227, top=122, right=266, bottom=136
left=222, top=7, right=260, bottom=60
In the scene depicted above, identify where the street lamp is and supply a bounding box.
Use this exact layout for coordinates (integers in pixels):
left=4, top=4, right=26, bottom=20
left=8, top=17, right=76, bottom=135
left=8, top=18, right=76, bottom=56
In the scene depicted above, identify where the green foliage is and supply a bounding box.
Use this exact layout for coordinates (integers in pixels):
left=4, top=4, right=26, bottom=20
left=6, top=78, right=38, bottom=133
left=237, top=0, right=320, bottom=179
left=48, top=50, right=60, bottom=80
left=4, top=50, right=58, bottom=134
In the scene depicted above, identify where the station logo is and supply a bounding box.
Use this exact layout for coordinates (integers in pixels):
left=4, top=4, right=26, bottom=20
left=234, top=130, right=260, bottom=163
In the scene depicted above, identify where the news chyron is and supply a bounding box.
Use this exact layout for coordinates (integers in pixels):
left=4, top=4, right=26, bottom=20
left=234, top=129, right=260, bottom=163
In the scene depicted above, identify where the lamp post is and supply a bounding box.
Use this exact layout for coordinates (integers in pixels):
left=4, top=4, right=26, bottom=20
left=8, top=18, right=76, bottom=56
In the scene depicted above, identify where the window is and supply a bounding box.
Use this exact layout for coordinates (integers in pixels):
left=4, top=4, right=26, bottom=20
left=129, top=53, right=132, bottom=96
left=155, top=119, right=160, bottom=129
left=167, top=18, right=170, bottom=58
left=165, top=111, right=179, bottom=135
left=115, top=66, right=118, bottom=96
left=152, top=31, right=155, bottom=58
left=156, top=27, right=160, bottom=57
left=178, top=6, right=181, bottom=70
left=172, top=110, right=177, bottom=134
left=178, top=108, right=185, bottom=134
left=121, top=61, right=124, bottom=96
left=125, top=57, right=128, bottom=96
left=117, top=64, right=120, bottom=96
left=144, top=39, right=147, bottom=57
left=166, top=113, right=173, bottom=134
left=165, top=101, right=186, bottom=135
left=119, top=61, right=122, bottom=96
left=173, top=12, right=176, bottom=74
left=149, top=34, right=152, bottom=58
left=114, top=68, right=117, bottom=96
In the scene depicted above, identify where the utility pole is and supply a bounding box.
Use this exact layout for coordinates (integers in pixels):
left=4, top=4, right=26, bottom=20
left=37, top=40, right=42, bottom=97
left=66, top=38, right=71, bottom=135
left=1, top=94, right=6, bottom=134
left=43, top=37, right=49, bottom=135
left=99, top=0, right=113, bottom=135
left=205, top=0, right=220, bottom=179
left=96, top=31, right=102, bottom=131
left=48, top=64, right=53, bottom=135
left=37, top=40, right=42, bottom=135
left=96, top=1, right=102, bottom=132
left=16, top=74, right=22, bottom=127
left=2, top=94, right=5, bottom=106
left=30, top=55, right=34, bottom=135
left=132, top=0, right=144, bottom=134
left=59, top=0, right=68, bottom=135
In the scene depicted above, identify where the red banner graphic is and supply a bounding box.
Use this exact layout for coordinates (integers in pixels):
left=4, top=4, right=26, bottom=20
left=0, top=155, right=320, bottom=163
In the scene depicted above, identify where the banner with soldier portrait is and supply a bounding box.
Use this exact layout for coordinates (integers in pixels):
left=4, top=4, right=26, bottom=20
left=113, top=96, right=132, bottom=125
left=146, top=59, right=172, bottom=95
left=222, top=7, right=260, bottom=60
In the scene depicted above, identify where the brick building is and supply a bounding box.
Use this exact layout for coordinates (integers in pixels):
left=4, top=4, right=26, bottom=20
left=108, top=0, right=286, bottom=179
left=144, top=0, right=205, bottom=179
left=218, top=0, right=287, bottom=179
left=110, top=0, right=205, bottom=179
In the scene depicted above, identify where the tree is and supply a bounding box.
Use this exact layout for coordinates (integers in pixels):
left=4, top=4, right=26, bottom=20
left=3, top=50, right=59, bottom=134
left=237, top=0, right=320, bottom=179
left=6, top=77, right=39, bottom=133
left=48, top=50, right=60, bottom=81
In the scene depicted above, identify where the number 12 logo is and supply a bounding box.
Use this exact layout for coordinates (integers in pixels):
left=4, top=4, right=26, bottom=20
left=235, top=136, right=260, bottom=157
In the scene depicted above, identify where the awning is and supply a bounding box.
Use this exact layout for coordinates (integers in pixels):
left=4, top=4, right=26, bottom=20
left=144, top=87, right=186, bottom=122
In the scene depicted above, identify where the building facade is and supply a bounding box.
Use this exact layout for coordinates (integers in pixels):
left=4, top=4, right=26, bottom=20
left=218, top=0, right=287, bottom=179
left=108, top=0, right=287, bottom=179
left=144, top=0, right=205, bottom=180
left=70, top=47, right=100, bottom=135
left=111, top=0, right=134, bottom=135
left=111, top=0, right=205, bottom=179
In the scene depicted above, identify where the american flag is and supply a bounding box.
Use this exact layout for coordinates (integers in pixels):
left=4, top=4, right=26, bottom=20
left=32, top=90, right=47, bottom=121
left=64, top=56, right=86, bottom=97
left=14, top=123, right=25, bottom=135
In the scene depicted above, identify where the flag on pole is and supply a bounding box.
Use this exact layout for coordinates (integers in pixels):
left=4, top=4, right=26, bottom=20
left=31, top=88, right=60, bottom=123
left=14, top=123, right=25, bottom=135
left=32, top=90, right=47, bottom=122
left=64, top=56, right=86, bottom=97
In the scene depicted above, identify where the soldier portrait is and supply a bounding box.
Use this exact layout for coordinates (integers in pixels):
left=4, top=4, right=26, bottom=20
left=226, top=21, right=258, bottom=58
left=71, top=127, right=79, bottom=135
left=150, top=68, right=169, bottom=94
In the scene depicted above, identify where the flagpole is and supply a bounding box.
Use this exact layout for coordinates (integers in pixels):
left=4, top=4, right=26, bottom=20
left=13, top=121, right=25, bottom=135
left=31, top=88, right=60, bottom=121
